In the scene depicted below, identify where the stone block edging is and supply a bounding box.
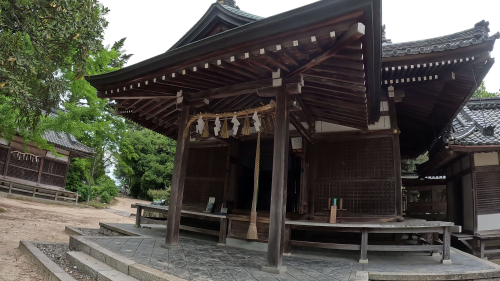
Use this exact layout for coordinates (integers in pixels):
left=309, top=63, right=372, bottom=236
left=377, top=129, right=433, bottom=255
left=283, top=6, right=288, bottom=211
left=69, top=236, right=185, bottom=281
left=19, top=240, right=76, bottom=281
left=65, top=226, right=84, bottom=236
left=99, top=222, right=142, bottom=237
left=368, top=248, right=500, bottom=281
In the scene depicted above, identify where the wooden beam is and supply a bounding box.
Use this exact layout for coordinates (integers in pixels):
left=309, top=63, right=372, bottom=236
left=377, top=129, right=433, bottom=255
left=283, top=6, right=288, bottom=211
left=188, top=77, right=300, bottom=100
left=266, top=85, right=289, bottom=270
left=98, top=91, right=177, bottom=100
left=294, top=96, right=315, bottom=130
left=388, top=99, right=403, bottom=218
left=286, top=23, right=366, bottom=78
left=146, top=99, right=177, bottom=120
left=290, top=113, right=313, bottom=143
left=165, top=104, right=191, bottom=247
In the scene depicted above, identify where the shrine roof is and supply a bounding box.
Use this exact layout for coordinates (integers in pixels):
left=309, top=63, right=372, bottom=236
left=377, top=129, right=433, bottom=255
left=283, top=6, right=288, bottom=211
left=451, top=98, right=500, bottom=146
left=382, top=20, right=500, bottom=58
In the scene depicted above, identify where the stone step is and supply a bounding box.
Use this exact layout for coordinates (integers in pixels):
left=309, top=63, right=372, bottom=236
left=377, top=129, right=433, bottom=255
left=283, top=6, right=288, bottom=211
left=66, top=251, right=139, bottom=281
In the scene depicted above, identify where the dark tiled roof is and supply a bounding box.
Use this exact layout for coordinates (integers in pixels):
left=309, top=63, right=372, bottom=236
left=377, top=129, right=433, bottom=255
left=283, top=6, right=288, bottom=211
left=220, top=4, right=264, bottom=21
left=42, top=131, right=94, bottom=157
left=383, top=20, right=500, bottom=58
left=451, top=98, right=500, bottom=145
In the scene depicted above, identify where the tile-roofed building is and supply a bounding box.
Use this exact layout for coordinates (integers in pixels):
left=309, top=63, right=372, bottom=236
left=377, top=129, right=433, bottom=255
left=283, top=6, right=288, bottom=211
left=42, top=131, right=94, bottom=158
left=383, top=20, right=500, bottom=58
left=450, top=98, right=500, bottom=146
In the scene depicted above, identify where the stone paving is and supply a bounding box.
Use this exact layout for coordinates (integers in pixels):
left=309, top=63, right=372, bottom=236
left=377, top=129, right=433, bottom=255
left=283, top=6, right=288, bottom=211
left=88, top=236, right=354, bottom=281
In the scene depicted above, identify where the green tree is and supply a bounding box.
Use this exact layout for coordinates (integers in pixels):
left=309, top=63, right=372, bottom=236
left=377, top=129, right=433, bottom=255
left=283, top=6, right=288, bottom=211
left=472, top=82, right=499, bottom=98
left=0, top=0, right=109, bottom=139
left=115, top=128, right=176, bottom=199
left=56, top=39, right=132, bottom=201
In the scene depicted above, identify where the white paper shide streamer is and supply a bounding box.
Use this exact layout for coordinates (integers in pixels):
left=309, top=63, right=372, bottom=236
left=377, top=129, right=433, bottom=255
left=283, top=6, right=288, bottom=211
left=252, top=111, right=261, bottom=132
left=214, top=116, right=221, bottom=136
left=196, top=116, right=205, bottom=134
left=231, top=115, right=240, bottom=136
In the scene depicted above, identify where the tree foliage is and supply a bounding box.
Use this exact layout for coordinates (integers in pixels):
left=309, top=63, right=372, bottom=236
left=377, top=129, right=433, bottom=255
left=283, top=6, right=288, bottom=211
left=59, top=39, right=131, bottom=201
left=0, top=0, right=109, bottom=138
left=115, top=128, right=176, bottom=199
left=472, top=82, right=499, bottom=98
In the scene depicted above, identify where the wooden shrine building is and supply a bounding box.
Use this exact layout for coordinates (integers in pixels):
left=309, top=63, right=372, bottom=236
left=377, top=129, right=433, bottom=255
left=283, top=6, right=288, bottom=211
left=88, top=0, right=498, bottom=271
left=420, top=98, right=500, bottom=258
left=0, top=131, right=94, bottom=202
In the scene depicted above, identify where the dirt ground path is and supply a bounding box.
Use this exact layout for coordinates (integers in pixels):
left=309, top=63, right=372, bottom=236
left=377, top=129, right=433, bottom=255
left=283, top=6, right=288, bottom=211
left=0, top=196, right=145, bottom=281
left=109, top=196, right=151, bottom=214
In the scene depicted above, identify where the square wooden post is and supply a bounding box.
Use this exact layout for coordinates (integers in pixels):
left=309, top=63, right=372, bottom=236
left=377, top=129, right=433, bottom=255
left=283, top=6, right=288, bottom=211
left=263, top=86, right=289, bottom=274
left=442, top=226, right=452, bottom=264
left=135, top=206, right=143, bottom=228
left=164, top=104, right=191, bottom=247
left=218, top=218, right=228, bottom=245
left=360, top=229, right=368, bottom=263
left=388, top=98, right=403, bottom=217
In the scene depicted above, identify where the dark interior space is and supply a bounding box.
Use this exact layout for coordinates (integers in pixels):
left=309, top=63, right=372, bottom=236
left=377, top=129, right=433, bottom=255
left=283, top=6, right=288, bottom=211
left=236, top=139, right=301, bottom=212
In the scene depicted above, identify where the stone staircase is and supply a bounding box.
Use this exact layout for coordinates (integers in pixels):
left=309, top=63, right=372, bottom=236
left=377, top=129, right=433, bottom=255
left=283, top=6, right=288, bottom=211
left=69, top=235, right=185, bottom=281
left=66, top=251, right=138, bottom=281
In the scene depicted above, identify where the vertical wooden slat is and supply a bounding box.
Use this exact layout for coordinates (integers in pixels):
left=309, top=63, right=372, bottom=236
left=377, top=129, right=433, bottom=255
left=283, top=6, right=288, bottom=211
left=470, top=153, right=478, bottom=234
left=37, top=158, right=45, bottom=186
left=165, top=104, right=191, bottom=247
left=62, top=157, right=71, bottom=189
left=299, top=141, right=309, bottom=214
left=266, top=86, right=290, bottom=270
left=4, top=147, right=11, bottom=177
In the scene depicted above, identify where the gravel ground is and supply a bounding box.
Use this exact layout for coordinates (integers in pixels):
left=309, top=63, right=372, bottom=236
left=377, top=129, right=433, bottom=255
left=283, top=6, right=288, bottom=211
left=34, top=243, right=95, bottom=281
left=76, top=228, right=105, bottom=236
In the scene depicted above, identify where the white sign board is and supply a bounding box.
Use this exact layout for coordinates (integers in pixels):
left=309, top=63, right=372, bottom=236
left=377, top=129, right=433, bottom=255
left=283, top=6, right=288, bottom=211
left=291, top=137, right=302, bottom=150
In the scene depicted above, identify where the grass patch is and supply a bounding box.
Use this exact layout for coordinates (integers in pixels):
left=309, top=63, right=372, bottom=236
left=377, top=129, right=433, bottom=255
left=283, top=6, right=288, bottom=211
left=87, top=199, right=116, bottom=209
left=0, top=207, right=5, bottom=213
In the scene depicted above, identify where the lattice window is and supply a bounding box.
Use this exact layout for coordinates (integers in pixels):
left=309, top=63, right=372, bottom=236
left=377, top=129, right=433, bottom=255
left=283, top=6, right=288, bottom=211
left=476, top=171, right=500, bottom=215
left=7, top=166, right=39, bottom=182
left=40, top=174, right=65, bottom=187
left=183, top=146, right=229, bottom=207
left=42, top=159, right=67, bottom=176
left=313, top=137, right=396, bottom=215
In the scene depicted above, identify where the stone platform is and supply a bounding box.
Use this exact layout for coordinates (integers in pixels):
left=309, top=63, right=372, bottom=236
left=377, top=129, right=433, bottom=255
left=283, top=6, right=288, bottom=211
left=79, top=223, right=500, bottom=281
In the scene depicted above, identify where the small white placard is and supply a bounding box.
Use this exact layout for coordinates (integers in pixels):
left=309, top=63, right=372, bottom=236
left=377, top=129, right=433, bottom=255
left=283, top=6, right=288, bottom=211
left=291, top=137, right=302, bottom=150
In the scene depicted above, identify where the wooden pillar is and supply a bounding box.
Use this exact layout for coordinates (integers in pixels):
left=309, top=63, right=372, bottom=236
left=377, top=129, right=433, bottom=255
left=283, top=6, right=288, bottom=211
left=264, top=86, right=290, bottom=273
left=388, top=98, right=403, bottom=217
left=135, top=206, right=142, bottom=228
left=164, top=104, right=191, bottom=247
left=37, top=158, right=44, bottom=186
left=442, top=226, right=452, bottom=264
left=4, top=147, right=11, bottom=177
left=360, top=229, right=368, bottom=263
left=218, top=218, right=228, bottom=245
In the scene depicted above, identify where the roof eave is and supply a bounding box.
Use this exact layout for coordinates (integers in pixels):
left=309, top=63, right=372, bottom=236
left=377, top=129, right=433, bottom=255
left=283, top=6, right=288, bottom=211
left=86, top=0, right=380, bottom=88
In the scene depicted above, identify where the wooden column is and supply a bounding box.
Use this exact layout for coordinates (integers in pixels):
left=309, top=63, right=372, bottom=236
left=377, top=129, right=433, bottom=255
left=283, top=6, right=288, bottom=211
left=264, top=86, right=290, bottom=273
left=164, top=104, right=191, bottom=247
left=360, top=229, right=368, bottom=263
left=4, top=147, right=11, bottom=177
left=388, top=99, right=403, bottom=217
left=37, top=158, right=44, bottom=186
left=218, top=218, right=228, bottom=245
left=135, top=206, right=142, bottom=228
left=442, top=226, right=452, bottom=264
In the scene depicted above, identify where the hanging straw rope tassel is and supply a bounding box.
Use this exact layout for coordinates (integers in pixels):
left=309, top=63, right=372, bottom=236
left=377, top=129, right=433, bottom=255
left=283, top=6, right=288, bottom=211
left=201, top=117, right=209, bottom=138
left=247, top=130, right=261, bottom=240
left=242, top=115, right=251, bottom=136
left=221, top=117, right=229, bottom=138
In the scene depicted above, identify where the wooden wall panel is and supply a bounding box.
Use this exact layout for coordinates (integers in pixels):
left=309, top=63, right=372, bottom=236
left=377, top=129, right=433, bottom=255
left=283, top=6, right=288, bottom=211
left=313, top=136, right=396, bottom=215
left=476, top=170, right=500, bottom=215
left=183, top=146, right=229, bottom=209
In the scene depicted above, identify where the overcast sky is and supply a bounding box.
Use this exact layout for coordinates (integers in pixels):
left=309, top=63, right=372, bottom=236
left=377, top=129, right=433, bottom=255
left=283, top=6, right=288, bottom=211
left=99, top=0, right=500, bottom=92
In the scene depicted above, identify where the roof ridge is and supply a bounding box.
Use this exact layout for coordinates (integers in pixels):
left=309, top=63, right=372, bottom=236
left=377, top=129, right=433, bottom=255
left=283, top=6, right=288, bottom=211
left=383, top=20, right=500, bottom=58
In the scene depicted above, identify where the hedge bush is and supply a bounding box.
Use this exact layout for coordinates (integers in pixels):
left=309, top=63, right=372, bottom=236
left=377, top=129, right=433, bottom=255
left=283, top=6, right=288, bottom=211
left=147, top=189, right=170, bottom=202
left=100, top=191, right=111, bottom=204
